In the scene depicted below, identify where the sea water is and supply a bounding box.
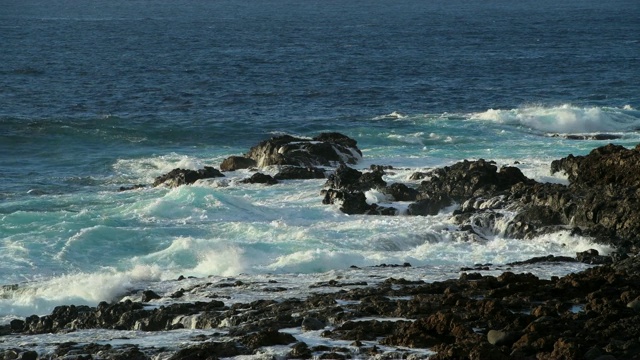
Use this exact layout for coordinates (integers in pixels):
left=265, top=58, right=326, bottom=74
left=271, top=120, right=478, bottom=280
left=1, top=0, right=639, bottom=355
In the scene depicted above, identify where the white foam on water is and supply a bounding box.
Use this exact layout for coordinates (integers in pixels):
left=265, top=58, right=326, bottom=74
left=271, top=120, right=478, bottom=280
left=471, top=104, right=640, bottom=134
left=512, top=158, right=570, bottom=184
left=372, top=111, right=407, bottom=120
left=387, top=132, right=426, bottom=145
left=189, top=246, right=250, bottom=277
left=0, top=265, right=162, bottom=319
left=112, top=152, right=227, bottom=184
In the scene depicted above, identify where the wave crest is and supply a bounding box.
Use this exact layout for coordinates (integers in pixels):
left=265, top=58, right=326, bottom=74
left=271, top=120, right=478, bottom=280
left=471, top=104, right=639, bottom=134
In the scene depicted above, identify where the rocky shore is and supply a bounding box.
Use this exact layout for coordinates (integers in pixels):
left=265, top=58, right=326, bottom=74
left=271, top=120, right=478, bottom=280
left=4, top=133, right=640, bottom=359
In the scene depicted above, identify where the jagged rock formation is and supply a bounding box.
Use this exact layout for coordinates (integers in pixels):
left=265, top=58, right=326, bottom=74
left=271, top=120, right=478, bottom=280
left=127, top=133, right=357, bottom=190
left=152, top=167, right=224, bottom=188
left=228, top=132, right=362, bottom=169
left=322, top=143, right=640, bottom=253
left=240, top=172, right=278, bottom=185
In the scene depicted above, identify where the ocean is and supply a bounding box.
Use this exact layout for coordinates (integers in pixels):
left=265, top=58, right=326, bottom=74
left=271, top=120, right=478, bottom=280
left=1, top=0, right=639, bottom=354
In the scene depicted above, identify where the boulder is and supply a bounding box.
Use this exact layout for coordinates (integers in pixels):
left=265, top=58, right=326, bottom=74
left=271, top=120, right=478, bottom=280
left=274, top=166, right=326, bottom=180
left=407, top=195, right=452, bottom=216
left=487, top=329, right=521, bottom=346
left=288, top=342, right=313, bottom=359
left=322, top=189, right=369, bottom=215
left=141, top=290, right=161, bottom=302
left=301, top=317, right=325, bottom=331
left=239, top=329, right=297, bottom=350
left=245, top=133, right=362, bottom=168
left=383, top=182, right=420, bottom=201
left=167, top=342, right=249, bottom=360
left=577, top=249, right=612, bottom=265
left=324, top=165, right=386, bottom=192
left=240, top=173, right=278, bottom=185
left=153, top=167, right=224, bottom=188
left=220, top=156, right=257, bottom=171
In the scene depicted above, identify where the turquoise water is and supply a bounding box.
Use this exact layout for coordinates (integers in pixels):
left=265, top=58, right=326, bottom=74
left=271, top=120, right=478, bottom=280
left=1, top=0, right=639, bottom=320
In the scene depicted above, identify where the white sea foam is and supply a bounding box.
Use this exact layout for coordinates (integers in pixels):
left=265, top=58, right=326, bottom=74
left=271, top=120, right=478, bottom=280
left=373, top=111, right=407, bottom=120
left=387, top=132, right=426, bottom=145
left=112, top=153, right=226, bottom=184
left=471, top=105, right=640, bottom=134
left=0, top=265, right=162, bottom=319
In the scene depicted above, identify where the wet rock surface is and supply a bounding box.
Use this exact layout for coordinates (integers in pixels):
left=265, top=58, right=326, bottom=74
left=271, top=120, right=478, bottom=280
left=3, top=256, right=640, bottom=359
left=152, top=166, right=224, bottom=188
left=243, top=132, right=362, bottom=168
left=123, top=132, right=358, bottom=190
left=274, top=166, right=326, bottom=180
left=219, top=156, right=257, bottom=172
left=322, top=143, right=640, bottom=254
left=240, top=172, right=278, bottom=185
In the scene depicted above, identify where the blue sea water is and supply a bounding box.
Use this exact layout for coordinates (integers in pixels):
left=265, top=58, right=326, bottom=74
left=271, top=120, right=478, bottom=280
left=1, top=0, right=640, bottom=324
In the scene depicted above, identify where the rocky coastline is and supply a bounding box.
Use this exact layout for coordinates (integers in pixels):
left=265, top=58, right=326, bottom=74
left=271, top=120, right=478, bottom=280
left=3, top=133, right=640, bottom=359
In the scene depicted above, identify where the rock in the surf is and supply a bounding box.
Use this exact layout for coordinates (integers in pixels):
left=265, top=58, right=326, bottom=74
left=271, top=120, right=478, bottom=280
left=274, top=166, right=326, bottom=180
left=219, top=156, right=257, bottom=171
left=550, top=143, right=640, bottom=187
left=324, top=165, right=386, bottom=192
left=240, top=172, right=278, bottom=185
left=244, top=132, right=362, bottom=168
left=153, top=166, right=224, bottom=188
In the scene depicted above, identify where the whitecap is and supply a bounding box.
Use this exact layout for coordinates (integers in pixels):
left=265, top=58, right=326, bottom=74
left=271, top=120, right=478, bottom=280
left=470, top=104, right=640, bottom=134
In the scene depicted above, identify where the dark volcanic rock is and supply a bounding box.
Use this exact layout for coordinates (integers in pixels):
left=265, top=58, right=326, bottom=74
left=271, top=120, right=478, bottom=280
left=487, top=329, right=521, bottom=346
left=240, top=329, right=297, bottom=350
left=119, top=184, right=147, bottom=191
left=240, top=172, right=278, bottom=185
left=322, top=189, right=369, bottom=215
left=407, top=194, right=452, bottom=216
left=219, top=156, right=257, bottom=171
left=12, top=141, right=640, bottom=360
left=168, top=342, right=250, bottom=360
left=8, top=254, right=640, bottom=360
left=321, top=165, right=390, bottom=215
left=274, top=166, right=326, bottom=180
left=301, top=317, right=325, bottom=331
left=543, top=144, right=640, bottom=248
left=141, top=290, right=161, bottom=302
left=383, top=182, right=420, bottom=201
left=550, top=143, right=640, bottom=188
left=418, top=159, right=533, bottom=203
left=288, top=342, right=313, bottom=359
left=153, top=167, right=224, bottom=188
left=506, top=255, right=577, bottom=266
left=551, top=133, right=622, bottom=141
left=577, top=249, right=613, bottom=265
left=325, top=165, right=386, bottom=192
left=245, top=133, right=362, bottom=168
